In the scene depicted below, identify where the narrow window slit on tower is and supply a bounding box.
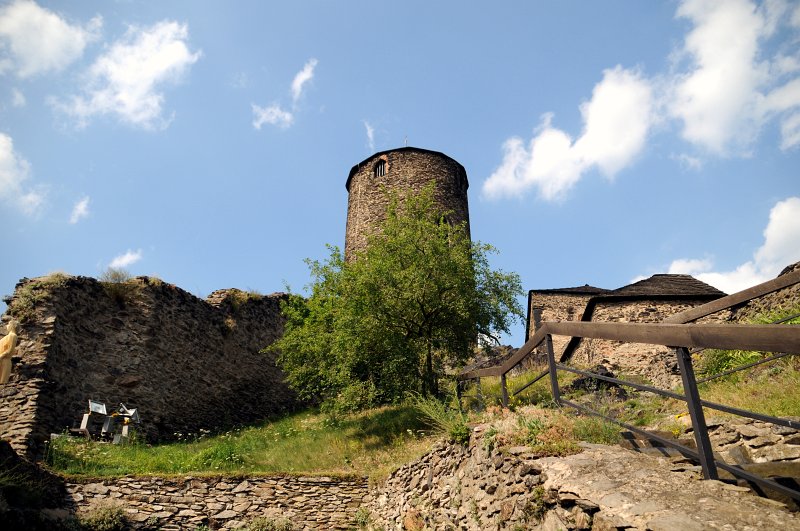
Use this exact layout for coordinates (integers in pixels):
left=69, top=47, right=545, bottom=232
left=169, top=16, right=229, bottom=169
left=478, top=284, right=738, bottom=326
left=374, top=160, right=386, bottom=177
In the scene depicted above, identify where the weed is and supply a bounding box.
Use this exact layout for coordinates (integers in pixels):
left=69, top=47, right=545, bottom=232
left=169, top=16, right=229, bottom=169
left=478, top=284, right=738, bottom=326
left=409, top=393, right=470, bottom=445
left=7, top=273, right=70, bottom=322
left=573, top=416, right=621, bottom=445
left=240, top=517, right=295, bottom=531
left=483, top=426, right=499, bottom=453
left=523, top=486, right=547, bottom=522
left=353, top=507, right=373, bottom=529
left=469, top=499, right=479, bottom=524
left=514, top=411, right=581, bottom=457
left=77, top=504, right=128, bottom=531
left=518, top=416, right=545, bottom=444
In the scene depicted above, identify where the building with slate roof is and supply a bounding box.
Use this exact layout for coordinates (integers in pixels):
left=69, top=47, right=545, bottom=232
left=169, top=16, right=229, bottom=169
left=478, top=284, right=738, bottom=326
left=526, top=274, right=727, bottom=388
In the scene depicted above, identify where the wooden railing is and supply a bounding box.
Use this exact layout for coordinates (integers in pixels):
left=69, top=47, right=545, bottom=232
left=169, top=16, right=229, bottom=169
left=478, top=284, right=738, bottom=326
left=457, top=268, right=800, bottom=502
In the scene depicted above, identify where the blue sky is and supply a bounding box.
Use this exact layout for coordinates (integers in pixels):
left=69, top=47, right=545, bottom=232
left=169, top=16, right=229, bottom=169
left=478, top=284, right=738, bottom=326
left=1, top=0, right=799, bottom=345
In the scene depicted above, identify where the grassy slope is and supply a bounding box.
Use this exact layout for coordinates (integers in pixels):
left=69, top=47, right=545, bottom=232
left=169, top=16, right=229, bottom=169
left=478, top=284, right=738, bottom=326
left=46, top=307, right=800, bottom=481
left=46, top=406, right=436, bottom=482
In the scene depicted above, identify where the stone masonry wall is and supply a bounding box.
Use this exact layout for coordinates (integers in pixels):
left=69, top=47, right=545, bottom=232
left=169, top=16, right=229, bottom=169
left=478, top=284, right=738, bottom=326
left=571, top=298, right=730, bottom=388
left=528, top=295, right=728, bottom=388
left=528, top=292, right=595, bottom=356
left=64, top=475, right=368, bottom=530
left=0, top=275, right=297, bottom=458
left=344, top=148, right=470, bottom=260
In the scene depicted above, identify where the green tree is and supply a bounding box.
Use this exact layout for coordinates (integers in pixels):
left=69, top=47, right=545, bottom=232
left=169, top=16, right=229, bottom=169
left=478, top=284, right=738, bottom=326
left=271, top=186, right=523, bottom=411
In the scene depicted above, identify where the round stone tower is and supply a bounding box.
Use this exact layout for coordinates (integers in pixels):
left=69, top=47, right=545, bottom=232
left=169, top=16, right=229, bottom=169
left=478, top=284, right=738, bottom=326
left=344, top=147, right=470, bottom=261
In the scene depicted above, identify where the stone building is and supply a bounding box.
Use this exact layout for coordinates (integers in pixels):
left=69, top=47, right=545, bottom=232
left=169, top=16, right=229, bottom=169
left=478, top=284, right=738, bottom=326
left=527, top=274, right=727, bottom=387
left=344, top=147, right=470, bottom=260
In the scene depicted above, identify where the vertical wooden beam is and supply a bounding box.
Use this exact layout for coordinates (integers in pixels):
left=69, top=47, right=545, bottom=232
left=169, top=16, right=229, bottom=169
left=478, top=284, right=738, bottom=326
left=675, top=347, right=718, bottom=480
left=545, top=334, right=561, bottom=405
left=500, top=373, right=509, bottom=408
left=475, top=377, right=484, bottom=411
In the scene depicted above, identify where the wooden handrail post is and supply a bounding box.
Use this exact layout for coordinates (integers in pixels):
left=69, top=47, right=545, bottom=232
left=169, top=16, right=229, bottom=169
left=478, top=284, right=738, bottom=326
left=475, top=377, right=484, bottom=411
left=675, top=346, right=718, bottom=480
left=546, top=334, right=561, bottom=405
left=500, top=373, right=509, bottom=408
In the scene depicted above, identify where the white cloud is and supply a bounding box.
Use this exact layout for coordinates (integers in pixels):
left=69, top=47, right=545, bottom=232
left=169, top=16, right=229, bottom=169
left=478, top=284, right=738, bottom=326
left=253, top=58, right=318, bottom=130
left=110, top=249, right=142, bottom=269
left=668, top=257, right=713, bottom=274
left=54, top=20, right=200, bottom=130
left=252, top=103, right=293, bottom=129
left=0, top=132, right=44, bottom=215
left=779, top=112, right=800, bottom=150
left=0, top=0, right=101, bottom=78
left=483, top=66, right=653, bottom=200
left=363, top=120, right=375, bottom=152
left=291, top=58, right=317, bottom=103
left=69, top=195, right=90, bottom=224
left=11, top=87, right=25, bottom=107
left=669, top=0, right=800, bottom=154
left=665, top=196, right=800, bottom=294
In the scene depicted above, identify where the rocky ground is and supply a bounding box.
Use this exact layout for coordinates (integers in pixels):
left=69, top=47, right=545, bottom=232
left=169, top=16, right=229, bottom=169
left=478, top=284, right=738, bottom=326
left=366, top=416, right=800, bottom=530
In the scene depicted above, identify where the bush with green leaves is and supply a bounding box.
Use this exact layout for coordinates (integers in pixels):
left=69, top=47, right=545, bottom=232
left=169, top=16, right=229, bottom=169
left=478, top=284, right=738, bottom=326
left=269, top=185, right=523, bottom=411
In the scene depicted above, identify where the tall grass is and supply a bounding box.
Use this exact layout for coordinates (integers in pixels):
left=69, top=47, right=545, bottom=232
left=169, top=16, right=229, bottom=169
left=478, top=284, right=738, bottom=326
left=408, top=393, right=470, bottom=444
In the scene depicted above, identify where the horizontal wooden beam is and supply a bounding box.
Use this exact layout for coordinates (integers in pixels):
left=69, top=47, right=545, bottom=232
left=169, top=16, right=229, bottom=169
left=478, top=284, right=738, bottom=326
left=664, top=269, right=800, bottom=324
left=459, top=321, right=800, bottom=380
left=542, top=321, right=800, bottom=355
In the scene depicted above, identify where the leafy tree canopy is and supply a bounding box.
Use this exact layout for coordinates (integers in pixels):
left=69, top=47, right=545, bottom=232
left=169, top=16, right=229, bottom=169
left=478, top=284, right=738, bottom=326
left=270, top=186, right=523, bottom=412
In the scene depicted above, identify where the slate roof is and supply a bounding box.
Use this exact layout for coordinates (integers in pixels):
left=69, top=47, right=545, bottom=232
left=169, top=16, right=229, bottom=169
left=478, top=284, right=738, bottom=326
left=529, top=284, right=610, bottom=295
left=611, top=274, right=726, bottom=297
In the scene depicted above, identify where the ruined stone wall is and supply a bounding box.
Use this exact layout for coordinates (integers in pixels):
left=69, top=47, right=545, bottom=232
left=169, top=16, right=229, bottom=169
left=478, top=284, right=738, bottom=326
left=0, top=275, right=297, bottom=458
left=528, top=292, right=595, bottom=356
left=571, top=298, right=730, bottom=388
left=65, top=475, right=368, bottom=530
left=344, top=148, right=470, bottom=260
left=526, top=294, right=731, bottom=388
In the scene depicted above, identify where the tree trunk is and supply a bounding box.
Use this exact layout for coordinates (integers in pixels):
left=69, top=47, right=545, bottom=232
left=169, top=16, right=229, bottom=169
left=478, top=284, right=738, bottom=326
left=425, top=341, right=436, bottom=397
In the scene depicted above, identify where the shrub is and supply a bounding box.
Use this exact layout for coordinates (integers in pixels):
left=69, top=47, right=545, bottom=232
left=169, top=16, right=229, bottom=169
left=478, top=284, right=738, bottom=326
left=99, top=268, right=137, bottom=307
